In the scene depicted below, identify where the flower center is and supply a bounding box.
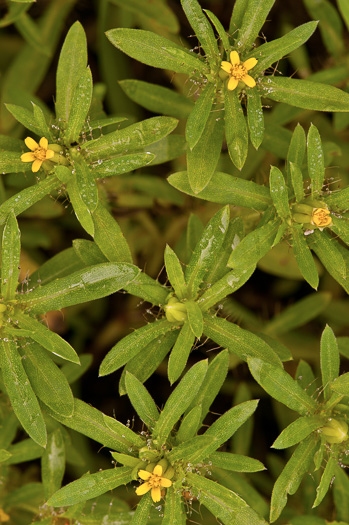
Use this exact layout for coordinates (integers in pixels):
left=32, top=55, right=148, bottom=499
left=312, top=207, right=332, bottom=227
left=34, top=147, right=47, bottom=161
left=149, top=474, right=162, bottom=488
left=231, top=64, right=247, bottom=80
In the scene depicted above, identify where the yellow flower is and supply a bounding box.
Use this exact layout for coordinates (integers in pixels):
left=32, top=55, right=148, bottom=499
left=20, top=137, right=55, bottom=173
left=136, top=464, right=172, bottom=502
left=0, top=508, right=10, bottom=522
left=221, top=51, right=258, bottom=90
left=311, top=207, right=332, bottom=228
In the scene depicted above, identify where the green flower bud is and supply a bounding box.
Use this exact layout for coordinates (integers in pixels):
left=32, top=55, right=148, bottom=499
left=139, top=447, right=160, bottom=461
left=163, top=466, right=175, bottom=480
left=321, top=418, right=348, bottom=444
left=165, top=297, right=187, bottom=323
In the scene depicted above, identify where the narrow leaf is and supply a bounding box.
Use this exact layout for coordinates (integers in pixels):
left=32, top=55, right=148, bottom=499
left=167, top=321, right=196, bottom=384
left=320, top=324, right=339, bottom=401
left=92, top=202, right=132, bottom=263
left=247, top=91, right=264, bottom=150
left=181, top=0, right=219, bottom=63
left=1, top=211, right=21, bottom=300
left=125, top=372, right=159, bottom=429
left=186, top=81, right=216, bottom=150
left=164, top=245, right=187, bottom=300
left=292, top=227, right=319, bottom=290
left=272, top=415, right=324, bottom=449
left=64, top=66, right=93, bottom=144
left=224, top=88, right=248, bottom=170
left=307, top=124, right=325, bottom=197
left=269, top=166, right=290, bottom=219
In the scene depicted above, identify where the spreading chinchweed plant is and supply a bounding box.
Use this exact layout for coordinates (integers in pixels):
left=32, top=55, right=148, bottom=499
left=0, top=0, right=348, bottom=524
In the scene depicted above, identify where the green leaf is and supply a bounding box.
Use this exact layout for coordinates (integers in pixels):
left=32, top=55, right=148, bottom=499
left=229, top=0, right=248, bottom=34
left=186, top=300, right=203, bottom=338
left=119, top=331, right=178, bottom=394
left=186, top=350, right=229, bottom=426
left=269, top=166, right=290, bottom=220
left=204, top=315, right=281, bottom=367
left=5, top=103, right=50, bottom=138
left=247, top=91, right=264, bottom=150
left=224, top=88, right=248, bottom=170
left=248, top=358, right=317, bottom=415
left=263, top=77, right=349, bottom=112
left=1, top=211, right=20, bottom=300
left=19, top=262, right=140, bottom=314
left=91, top=152, right=155, bottom=177
left=49, top=398, right=142, bottom=454
left=109, top=0, right=179, bottom=34
left=32, top=103, right=53, bottom=140
left=307, top=124, right=325, bottom=197
left=331, top=372, right=349, bottom=397
left=168, top=171, right=272, bottom=210
left=125, top=372, right=159, bottom=429
left=166, top=435, right=213, bottom=463
left=125, top=271, right=169, bottom=306
left=203, top=400, right=259, bottom=458
left=308, top=230, right=348, bottom=292
left=265, top=292, right=331, bottom=336
left=272, top=416, right=324, bottom=449
left=164, top=245, right=187, bottom=300
left=119, top=80, right=193, bottom=119
left=320, top=325, right=340, bottom=401
left=181, top=0, right=219, bottom=63
left=99, top=318, right=173, bottom=377
left=163, top=486, right=186, bottom=525
left=73, top=239, right=106, bottom=266
left=176, top=405, right=202, bottom=442
left=66, top=175, right=94, bottom=236
left=167, top=321, right=196, bottom=384
left=204, top=9, right=230, bottom=53
left=252, top=22, right=318, bottom=74
left=74, top=158, right=98, bottom=213
left=186, top=82, right=216, bottom=150
left=106, top=28, right=208, bottom=76
left=131, top=491, right=153, bottom=525
left=185, top=206, right=230, bottom=298
left=330, top=216, right=349, bottom=247
left=20, top=342, right=74, bottom=417
left=47, top=467, right=133, bottom=507
left=41, top=429, right=65, bottom=500
left=0, top=339, right=46, bottom=447
left=64, top=66, right=93, bottom=144
left=152, top=359, right=208, bottom=442
left=287, top=123, right=306, bottom=182
left=292, top=227, right=319, bottom=290
left=55, top=21, right=88, bottom=125
left=313, top=456, right=337, bottom=508
left=270, top=436, right=319, bottom=523
left=338, top=0, right=349, bottom=31
left=92, top=202, right=132, bottom=263
left=209, top=452, right=265, bottom=473
left=289, top=162, right=305, bottom=202
left=2, top=440, right=43, bottom=466
left=187, top=111, right=225, bottom=194
left=0, top=176, right=59, bottom=226
left=82, top=117, right=178, bottom=161
left=237, top=0, right=276, bottom=51
left=228, top=219, right=280, bottom=268
left=303, top=0, right=344, bottom=57
left=187, top=472, right=268, bottom=525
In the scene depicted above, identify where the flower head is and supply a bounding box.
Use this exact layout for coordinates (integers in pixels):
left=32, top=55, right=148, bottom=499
left=221, top=51, right=258, bottom=91
left=136, top=464, right=172, bottom=502
left=311, top=207, right=332, bottom=228
left=20, top=137, right=55, bottom=172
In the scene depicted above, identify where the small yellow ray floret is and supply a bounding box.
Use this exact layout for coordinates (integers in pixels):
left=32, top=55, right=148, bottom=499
left=136, top=464, right=172, bottom=502
left=221, top=51, right=258, bottom=90
left=20, top=137, right=55, bottom=173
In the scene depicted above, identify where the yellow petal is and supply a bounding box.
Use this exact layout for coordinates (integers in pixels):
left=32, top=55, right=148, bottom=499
left=45, top=149, right=55, bottom=160
left=24, top=137, right=39, bottom=151
left=221, top=61, right=232, bottom=73
left=160, top=477, right=172, bottom=488
left=230, top=50, right=240, bottom=66
left=136, top=482, right=151, bottom=496
left=228, top=77, right=239, bottom=90
left=243, top=57, right=258, bottom=71
left=153, top=464, right=163, bottom=476
left=39, top=137, right=48, bottom=149
left=32, top=159, right=43, bottom=172
left=21, top=152, right=35, bottom=162
left=138, top=470, right=152, bottom=481
left=242, top=74, right=256, bottom=88
left=151, top=487, right=161, bottom=502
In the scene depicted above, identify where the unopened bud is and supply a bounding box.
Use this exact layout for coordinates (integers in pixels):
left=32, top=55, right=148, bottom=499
left=321, top=418, right=348, bottom=444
